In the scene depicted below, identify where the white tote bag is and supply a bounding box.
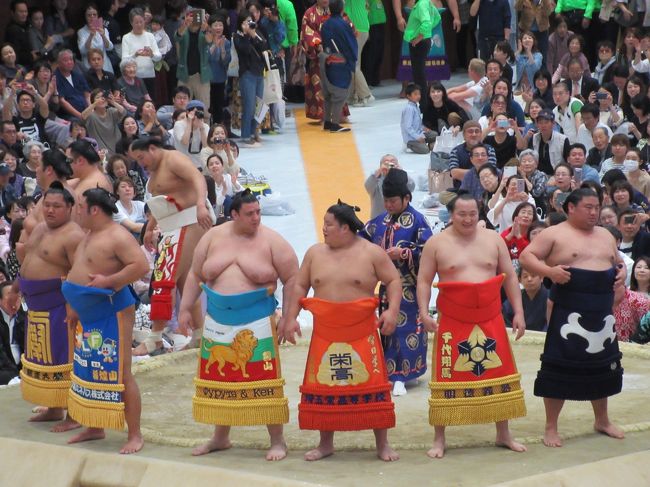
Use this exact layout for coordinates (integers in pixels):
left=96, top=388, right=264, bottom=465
left=262, top=51, right=283, bottom=105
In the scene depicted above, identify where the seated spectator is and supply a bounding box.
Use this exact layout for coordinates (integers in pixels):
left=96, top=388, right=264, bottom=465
left=493, top=41, right=515, bottom=84
left=618, top=207, right=650, bottom=261
left=577, top=103, right=612, bottom=151
left=611, top=180, right=645, bottom=213
left=1, top=150, right=24, bottom=198
left=552, top=80, right=582, bottom=142
left=483, top=114, right=525, bottom=168
left=19, top=140, right=45, bottom=180
left=0, top=280, right=25, bottom=384
left=480, top=77, right=526, bottom=126
left=590, top=83, right=624, bottom=134
left=552, top=34, right=589, bottom=83
left=28, top=61, right=60, bottom=122
left=135, top=100, right=169, bottom=142
left=28, top=8, right=61, bottom=63
left=200, top=124, right=240, bottom=177
left=565, top=143, right=600, bottom=183
left=518, top=149, right=548, bottom=209
left=528, top=109, right=570, bottom=175
left=487, top=174, right=536, bottom=231
left=447, top=58, right=489, bottom=120
left=115, top=115, right=141, bottom=155
left=449, top=120, right=497, bottom=188
left=546, top=15, right=571, bottom=75
left=0, top=122, right=22, bottom=157
left=0, top=199, right=26, bottom=261
left=173, top=100, right=209, bottom=170
left=593, top=41, right=617, bottom=85
left=422, top=81, right=468, bottom=133
left=3, top=86, right=50, bottom=146
left=501, top=201, right=537, bottom=268
left=5, top=1, right=31, bottom=68
left=0, top=44, right=26, bottom=85
left=547, top=162, right=575, bottom=195
left=157, top=86, right=190, bottom=130
left=521, top=70, right=555, bottom=114
left=599, top=205, right=618, bottom=227
left=77, top=4, right=115, bottom=74
left=5, top=216, right=23, bottom=280
left=599, top=133, right=631, bottom=178
left=364, top=154, right=415, bottom=219
left=503, top=267, right=549, bottom=332
left=625, top=148, right=650, bottom=199
left=478, top=93, right=507, bottom=130
left=514, top=31, right=543, bottom=91
left=562, top=56, right=599, bottom=103
left=527, top=219, right=548, bottom=241
left=106, top=154, right=146, bottom=201
left=117, top=58, right=151, bottom=111
left=0, top=162, right=17, bottom=212
left=631, top=256, right=650, bottom=296
left=113, top=176, right=146, bottom=238
left=121, top=7, right=162, bottom=95
left=206, top=153, right=243, bottom=218
left=85, top=48, right=118, bottom=93
left=602, top=168, right=650, bottom=208
left=460, top=144, right=492, bottom=199
left=477, top=164, right=501, bottom=228
left=81, top=88, right=126, bottom=154
left=613, top=282, right=650, bottom=342
left=586, top=126, right=612, bottom=170
left=55, top=49, right=90, bottom=120
left=621, top=75, right=645, bottom=123
left=400, top=83, right=436, bottom=154
left=628, top=94, right=650, bottom=145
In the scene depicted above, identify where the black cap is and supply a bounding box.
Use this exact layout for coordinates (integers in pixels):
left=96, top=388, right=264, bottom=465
left=382, top=168, right=410, bottom=199
left=537, top=109, right=555, bottom=122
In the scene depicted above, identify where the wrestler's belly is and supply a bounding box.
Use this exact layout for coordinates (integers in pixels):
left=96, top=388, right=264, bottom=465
left=21, top=255, right=69, bottom=281
left=205, top=262, right=278, bottom=295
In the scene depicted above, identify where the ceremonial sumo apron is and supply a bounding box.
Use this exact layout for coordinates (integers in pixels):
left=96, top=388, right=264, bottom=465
left=62, top=282, right=135, bottom=430
left=535, top=267, right=623, bottom=401
left=19, top=277, right=72, bottom=407
left=299, top=297, right=396, bottom=431
left=193, top=286, right=289, bottom=426
left=430, top=275, right=526, bottom=426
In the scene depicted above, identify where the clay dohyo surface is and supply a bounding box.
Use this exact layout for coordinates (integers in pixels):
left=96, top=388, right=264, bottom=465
left=136, top=332, right=650, bottom=450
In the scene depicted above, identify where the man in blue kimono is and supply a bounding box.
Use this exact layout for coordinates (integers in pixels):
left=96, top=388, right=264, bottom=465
left=360, top=168, right=433, bottom=396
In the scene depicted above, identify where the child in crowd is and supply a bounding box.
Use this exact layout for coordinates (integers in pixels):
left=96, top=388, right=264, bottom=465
left=400, top=83, right=436, bottom=154
left=502, top=267, right=548, bottom=332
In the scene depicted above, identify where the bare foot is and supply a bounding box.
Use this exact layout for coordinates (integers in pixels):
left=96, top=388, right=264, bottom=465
left=266, top=441, right=288, bottom=461
left=181, top=337, right=201, bottom=351
left=132, top=342, right=155, bottom=356
left=595, top=421, right=625, bottom=439
left=496, top=436, right=527, bottom=452
left=543, top=428, right=563, bottom=448
left=377, top=443, right=399, bottom=462
left=67, top=427, right=105, bottom=444
left=51, top=416, right=81, bottom=433
left=304, top=445, right=334, bottom=461
left=191, top=437, right=233, bottom=456
left=120, top=434, right=144, bottom=454
left=29, top=407, right=65, bottom=422
left=426, top=437, right=445, bottom=459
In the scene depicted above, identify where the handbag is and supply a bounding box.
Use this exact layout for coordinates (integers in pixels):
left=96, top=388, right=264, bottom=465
left=262, top=51, right=283, bottom=105
left=613, top=0, right=638, bottom=27
left=431, top=127, right=464, bottom=155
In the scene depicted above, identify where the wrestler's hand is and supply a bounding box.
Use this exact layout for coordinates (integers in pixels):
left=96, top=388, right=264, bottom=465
left=143, top=229, right=156, bottom=252
left=512, top=312, right=525, bottom=340
left=178, top=309, right=193, bottom=334
left=87, top=273, right=113, bottom=289
left=279, top=316, right=301, bottom=344
left=65, top=304, right=79, bottom=329
left=548, top=265, right=571, bottom=284
left=197, top=204, right=213, bottom=230
left=378, top=308, right=398, bottom=336
left=420, top=313, right=438, bottom=334
left=386, top=247, right=402, bottom=261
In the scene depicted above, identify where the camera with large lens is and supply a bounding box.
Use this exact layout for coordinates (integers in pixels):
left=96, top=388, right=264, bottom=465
left=248, top=20, right=257, bottom=29
left=195, top=109, right=205, bottom=119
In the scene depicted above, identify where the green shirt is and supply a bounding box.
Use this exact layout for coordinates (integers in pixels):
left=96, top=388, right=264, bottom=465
left=368, top=0, right=387, bottom=26
left=403, top=0, right=440, bottom=43
left=345, top=0, right=370, bottom=32
left=554, top=0, right=597, bottom=19
left=277, top=0, right=298, bottom=47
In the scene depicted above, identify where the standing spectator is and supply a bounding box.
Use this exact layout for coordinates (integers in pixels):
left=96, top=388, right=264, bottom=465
left=206, top=17, right=232, bottom=125
left=546, top=16, right=572, bottom=75
left=364, top=154, right=415, bottom=218
left=554, top=0, right=594, bottom=38
left=55, top=50, right=91, bottom=120
left=78, top=4, right=115, bottom=75
left=81, top=89, right=126, bottom=154
left=44, top=0, right=76, bottom=52
left=99, top=0, right=124, bottom=73
left=234, top=12, right=269, bottom=147
left=514, top=31, right=543, bottom=91
left=176, top=10, right=212, bottom=114
left=361, top=0, right=386, bottom=87
left=85, top=48, right=119, bottom=93
left=162, top=1, right=184, bottom=105
left=344, top=0, right=374, bottom=106
left=276, top=0, right=299, bottom=71
left=320, top=0, right=358, bottom=133
left=5, top=1, right=32, bottom=69
left=172, top=100, right=209, bottom=169
left=121, top=8, right=162, bottom=96
left=514, top=0, right=553, bottom=62
left=470, top=0, right=511, bottom=61
left=28, top=8, right=60, bottom=63
left=150, top=15, right=173, bottom=108
left=403, top=0, right=440, bottom=103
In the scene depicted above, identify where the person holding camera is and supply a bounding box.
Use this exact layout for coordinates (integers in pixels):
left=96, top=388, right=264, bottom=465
left=78, top=4, right=115, bottom=75
left=234, top=11, right=270, bottom=147
left=173, top=99, right=209, bottom=170
left=81, top=88, right=126, bottom=155
left=200, top=124, right=240, bottom=177
left=121, top=8, right=162, bottom=97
